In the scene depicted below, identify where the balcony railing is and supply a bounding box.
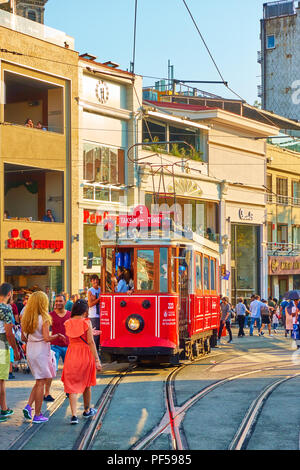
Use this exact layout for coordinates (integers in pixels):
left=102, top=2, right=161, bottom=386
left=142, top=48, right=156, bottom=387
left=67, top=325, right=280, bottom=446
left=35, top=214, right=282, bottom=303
left=267, top=242, right=300, bottom=256
left=266, top=194, right=300, bottom=206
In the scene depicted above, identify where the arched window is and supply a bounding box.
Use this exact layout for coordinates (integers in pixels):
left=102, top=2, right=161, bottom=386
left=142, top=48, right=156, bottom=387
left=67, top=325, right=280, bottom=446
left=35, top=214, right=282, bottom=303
left=27, top=10, right=37, bottom=21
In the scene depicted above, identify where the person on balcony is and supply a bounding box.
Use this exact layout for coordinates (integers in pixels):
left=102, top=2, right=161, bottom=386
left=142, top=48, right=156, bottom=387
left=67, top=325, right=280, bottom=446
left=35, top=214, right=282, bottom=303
left=36, top=121, right=47, bottom=131
left=25, top=118, right=34, bottom=128
left=43, top=209, right=55, bottom=223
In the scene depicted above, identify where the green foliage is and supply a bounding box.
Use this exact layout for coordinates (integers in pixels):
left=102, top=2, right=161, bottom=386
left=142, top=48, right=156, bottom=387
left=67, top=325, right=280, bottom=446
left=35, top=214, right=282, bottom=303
left=142, top=138, right=203, bottom=161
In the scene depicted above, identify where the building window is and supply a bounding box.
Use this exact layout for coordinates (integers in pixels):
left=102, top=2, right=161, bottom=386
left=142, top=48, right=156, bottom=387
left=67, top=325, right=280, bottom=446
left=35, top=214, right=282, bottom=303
left=293, top=226, right=300, bottom=246
left=83, top=143, right=124, bottom=186
left=292, top=181, right=300, bottom=206
left=83, top=184, right=124, bottom=203
left=277, top=224, right=288, bottom=244
left=27, top=10, right=37, bottom=21
left=266, top=35, right=275, bottom=49
left=276, top=177, right=288, bottom=205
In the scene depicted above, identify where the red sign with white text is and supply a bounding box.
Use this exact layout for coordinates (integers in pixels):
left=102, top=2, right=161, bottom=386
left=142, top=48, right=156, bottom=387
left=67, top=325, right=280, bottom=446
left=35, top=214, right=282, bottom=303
left=7, top=229, right=64, bottom=253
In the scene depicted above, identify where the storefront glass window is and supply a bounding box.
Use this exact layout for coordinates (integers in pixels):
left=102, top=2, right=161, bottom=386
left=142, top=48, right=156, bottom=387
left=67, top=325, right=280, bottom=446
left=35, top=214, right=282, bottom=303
left=5, top=264, right=63, bottom=303
left=137, top=250, right=154, bottom=291
left=294, top=275, right=300, bottom=290
left=231, top=224, right=260, bottom=304
left=84, top=225, right=100, bottom=264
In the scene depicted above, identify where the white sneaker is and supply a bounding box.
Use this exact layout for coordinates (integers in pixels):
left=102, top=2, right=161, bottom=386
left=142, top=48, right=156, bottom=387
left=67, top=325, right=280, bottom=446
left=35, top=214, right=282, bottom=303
left=269, top=334, right=273, bottom=337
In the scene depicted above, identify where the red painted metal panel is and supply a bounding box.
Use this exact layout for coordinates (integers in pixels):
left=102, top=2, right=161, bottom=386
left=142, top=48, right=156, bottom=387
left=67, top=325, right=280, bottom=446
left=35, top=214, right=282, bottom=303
left=158, top=296, right=179, bottom=348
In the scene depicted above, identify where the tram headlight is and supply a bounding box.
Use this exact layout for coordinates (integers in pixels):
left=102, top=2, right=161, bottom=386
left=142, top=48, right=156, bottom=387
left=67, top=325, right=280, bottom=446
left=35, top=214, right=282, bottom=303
left=125, top=314, right=144, bottom=334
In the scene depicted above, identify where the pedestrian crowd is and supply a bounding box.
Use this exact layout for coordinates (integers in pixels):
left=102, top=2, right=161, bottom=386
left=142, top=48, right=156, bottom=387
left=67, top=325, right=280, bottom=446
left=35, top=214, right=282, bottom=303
left=218, top=294, right=294, bottom=345
left=0, top=276, right=102, bottom=426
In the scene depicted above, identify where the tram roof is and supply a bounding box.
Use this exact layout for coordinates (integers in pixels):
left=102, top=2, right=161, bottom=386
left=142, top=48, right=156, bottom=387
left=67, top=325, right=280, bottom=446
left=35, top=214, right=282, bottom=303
left=100, top=230, right=220, bottom=254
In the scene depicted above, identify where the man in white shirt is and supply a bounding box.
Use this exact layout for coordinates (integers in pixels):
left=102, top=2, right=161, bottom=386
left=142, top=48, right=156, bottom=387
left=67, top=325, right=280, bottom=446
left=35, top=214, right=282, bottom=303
left=249, top=295, right=263, bottom=336
left=88, top=275, right=101, bottom=352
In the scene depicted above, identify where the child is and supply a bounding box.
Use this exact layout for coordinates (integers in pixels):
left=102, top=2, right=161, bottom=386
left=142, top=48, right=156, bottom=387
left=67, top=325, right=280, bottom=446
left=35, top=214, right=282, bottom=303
left=259, top=299, right=273, bottom=337
left=272, top=310, right=279, bottom=333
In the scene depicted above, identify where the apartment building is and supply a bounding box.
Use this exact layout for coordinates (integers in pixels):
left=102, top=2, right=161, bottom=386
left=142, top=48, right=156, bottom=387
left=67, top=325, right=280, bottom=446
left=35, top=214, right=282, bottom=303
left=0, top=5, right=79, bottom=298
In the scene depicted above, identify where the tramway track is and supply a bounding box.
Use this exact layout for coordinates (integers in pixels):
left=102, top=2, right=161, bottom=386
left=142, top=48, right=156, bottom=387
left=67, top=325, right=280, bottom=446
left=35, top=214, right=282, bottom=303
left=228, top=372, right=300, bottom=450
left=132, top=359, right=298, bottom=451
left=8, top=390, right=66, bottom=450
left=73, top=364, right=136, bottom=450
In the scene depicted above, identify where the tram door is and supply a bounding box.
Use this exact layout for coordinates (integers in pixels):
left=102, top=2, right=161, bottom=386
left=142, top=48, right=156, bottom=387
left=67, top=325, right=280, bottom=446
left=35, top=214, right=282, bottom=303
left=178, top=247, right=191, bottom=339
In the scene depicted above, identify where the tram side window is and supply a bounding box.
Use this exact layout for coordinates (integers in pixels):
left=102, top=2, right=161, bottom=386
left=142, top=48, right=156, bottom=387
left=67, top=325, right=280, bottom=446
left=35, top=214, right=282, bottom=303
left=196, top=254, right=202, bottom=291
left=137, top=249, right=154, bottom=291
left=105, top=248, right=114, bottom=292
left=210, top=259, right=216, bottom=292
left=204, top=257, right=210, bottom=291
left=171, top=248, right=176, bottom=292
left=160, top=248, right=168, bottom=293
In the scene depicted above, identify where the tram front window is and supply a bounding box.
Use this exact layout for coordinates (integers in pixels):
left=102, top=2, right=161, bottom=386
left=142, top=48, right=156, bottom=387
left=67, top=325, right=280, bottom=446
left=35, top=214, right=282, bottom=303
left=137, top=250, right=154, bottom=291
left=105, top=248, right=114, bottom=292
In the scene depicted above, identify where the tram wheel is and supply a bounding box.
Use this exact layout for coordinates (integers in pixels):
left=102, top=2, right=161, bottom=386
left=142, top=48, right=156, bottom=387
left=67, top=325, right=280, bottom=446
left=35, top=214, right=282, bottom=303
left=204, top=338, right=211, bottom=354
left=185, top=342, right=194, bottom=361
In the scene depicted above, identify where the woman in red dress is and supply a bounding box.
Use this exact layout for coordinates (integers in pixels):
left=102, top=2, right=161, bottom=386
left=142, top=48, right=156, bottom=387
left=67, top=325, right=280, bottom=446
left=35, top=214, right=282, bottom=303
left=62, top=300, right=101, bottom=424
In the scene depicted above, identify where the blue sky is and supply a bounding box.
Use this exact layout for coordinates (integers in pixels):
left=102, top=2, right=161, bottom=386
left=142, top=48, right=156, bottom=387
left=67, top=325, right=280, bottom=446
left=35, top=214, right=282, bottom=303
left=45, top=0, right=266, bottom=104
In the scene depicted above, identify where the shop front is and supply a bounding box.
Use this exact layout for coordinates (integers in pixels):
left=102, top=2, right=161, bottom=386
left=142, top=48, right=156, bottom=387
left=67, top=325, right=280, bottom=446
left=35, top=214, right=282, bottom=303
left=223, top=203, right=266, bottom=304
left=268, top=256, right=300, bottom=300
left=231, top=223, right=261, bottom=304
left=1, top=221, right=66, bottom=303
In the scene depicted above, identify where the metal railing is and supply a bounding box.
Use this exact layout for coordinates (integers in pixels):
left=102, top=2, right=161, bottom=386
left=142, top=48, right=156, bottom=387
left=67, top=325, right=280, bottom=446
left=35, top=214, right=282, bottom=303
left=266, top=194, right=300, bottom=206
left=267, top=242, right=300, bottom=255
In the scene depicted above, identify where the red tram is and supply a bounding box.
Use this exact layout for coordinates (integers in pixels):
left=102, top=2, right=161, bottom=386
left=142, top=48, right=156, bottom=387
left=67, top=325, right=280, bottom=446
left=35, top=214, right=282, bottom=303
left=99, top=229, right=220, bottom=364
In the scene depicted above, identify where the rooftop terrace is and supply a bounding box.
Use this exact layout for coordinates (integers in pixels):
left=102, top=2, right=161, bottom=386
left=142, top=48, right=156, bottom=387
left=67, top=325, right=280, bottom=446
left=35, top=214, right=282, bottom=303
left=0, top=8, right=74, bottom=49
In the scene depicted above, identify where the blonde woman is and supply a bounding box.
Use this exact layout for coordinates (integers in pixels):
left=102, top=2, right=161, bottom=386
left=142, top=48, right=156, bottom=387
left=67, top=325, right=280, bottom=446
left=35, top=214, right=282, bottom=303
left=21, top=291, right=65, bottom=423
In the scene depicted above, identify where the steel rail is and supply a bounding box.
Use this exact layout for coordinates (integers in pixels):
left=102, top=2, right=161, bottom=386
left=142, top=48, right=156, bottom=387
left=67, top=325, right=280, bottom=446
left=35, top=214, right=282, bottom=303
left=132, top=361, right=298, bottom=451
left=228, top=372, right=300, bottom=450
left=73, top=365, right=136, bottom=450
left=8, top=390, right=66, bottom=450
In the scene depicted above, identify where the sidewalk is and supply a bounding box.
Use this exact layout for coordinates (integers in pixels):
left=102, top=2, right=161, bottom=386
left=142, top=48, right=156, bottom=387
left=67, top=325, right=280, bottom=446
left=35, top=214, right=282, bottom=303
left=0, top=367, right=65, bottom=450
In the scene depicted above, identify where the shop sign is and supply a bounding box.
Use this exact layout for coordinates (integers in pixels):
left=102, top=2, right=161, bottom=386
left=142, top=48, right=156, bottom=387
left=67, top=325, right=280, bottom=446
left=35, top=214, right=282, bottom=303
left=269, top=256, right=300, bottom=275
left=84, top=206, right=161, bottom=228
left=84, top=210, right=109, bottom=225
left=239, top=208, right=254, bottom=221
left=7, top=229, right=64, bottom=253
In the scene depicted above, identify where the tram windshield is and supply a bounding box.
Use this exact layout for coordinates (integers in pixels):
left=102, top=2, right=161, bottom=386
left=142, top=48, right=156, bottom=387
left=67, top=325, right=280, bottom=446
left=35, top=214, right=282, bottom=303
left=137, top=249, right=154, bottom=290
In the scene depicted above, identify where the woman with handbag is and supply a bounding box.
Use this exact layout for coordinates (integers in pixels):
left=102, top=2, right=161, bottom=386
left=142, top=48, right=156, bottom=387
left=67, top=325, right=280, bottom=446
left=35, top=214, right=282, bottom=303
left=21, top=291, right=65, bottom=423
left=62, top=300, right=101, bottom=425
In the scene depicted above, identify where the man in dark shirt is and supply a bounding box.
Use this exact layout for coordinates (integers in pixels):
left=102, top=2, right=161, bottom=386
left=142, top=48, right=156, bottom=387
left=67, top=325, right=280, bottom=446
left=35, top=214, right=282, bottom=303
left=43, top=294, right=70, bottom=402
left=218, top=297, right=233, bottom=344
